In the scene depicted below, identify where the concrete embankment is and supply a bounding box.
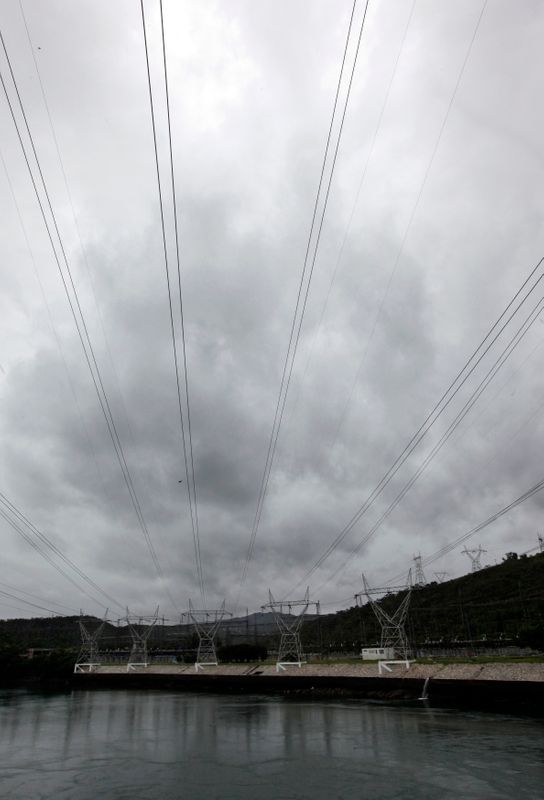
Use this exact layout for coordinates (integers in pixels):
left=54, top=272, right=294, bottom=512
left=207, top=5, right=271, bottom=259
left=73, top=662, right=544, bottom=714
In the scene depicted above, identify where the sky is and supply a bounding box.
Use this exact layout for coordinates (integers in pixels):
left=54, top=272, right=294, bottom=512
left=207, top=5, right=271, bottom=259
left=0, top=0, right=543, bottom=621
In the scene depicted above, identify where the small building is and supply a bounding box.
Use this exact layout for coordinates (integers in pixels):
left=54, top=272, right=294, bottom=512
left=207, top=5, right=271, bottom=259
left=361, top=647, right=395, bottom=661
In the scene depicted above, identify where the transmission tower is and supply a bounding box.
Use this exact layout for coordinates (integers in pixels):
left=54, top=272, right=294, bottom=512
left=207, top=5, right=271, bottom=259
left=434, top=571, right=449, bottom=583
left=413, top=554, right=426, bottom=586
left=121, top=608, right=159, bottom=671
left=538, top=534, right=544, bottom=553
left=355, top=573, right=412, bottom=660
left=74, top=614, right=107, bottom=673
left=262, top=588, right=319, bottom=671
left=184, top=599, right=231, bottom=671
left=461, top=544, right=486, bottom=572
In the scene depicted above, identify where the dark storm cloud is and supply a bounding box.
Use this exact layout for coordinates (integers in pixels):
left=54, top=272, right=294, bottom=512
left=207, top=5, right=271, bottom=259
left=0, top=0, right=544, bottom=618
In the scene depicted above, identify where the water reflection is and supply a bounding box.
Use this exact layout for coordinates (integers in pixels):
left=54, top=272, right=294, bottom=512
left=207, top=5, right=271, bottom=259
left=0, top=690, right=542, bottom=799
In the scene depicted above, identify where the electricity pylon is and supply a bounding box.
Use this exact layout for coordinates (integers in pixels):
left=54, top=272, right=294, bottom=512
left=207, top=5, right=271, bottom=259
left=413, top=554, right=426, bottom=586
left=185, top=599, right=231, bottom=671
left=356, top=572, right=412, bottom=660
left=262, top=588, right=319, bottom=670
left=462, top=544, right=486, bottom=572
left=74, top=614, right=107, bottom=673
left=538, top=534, right=544, bottom=553
left=434, top=571, right=449, bottom=583
left=122, top=607, right=159, bottom=671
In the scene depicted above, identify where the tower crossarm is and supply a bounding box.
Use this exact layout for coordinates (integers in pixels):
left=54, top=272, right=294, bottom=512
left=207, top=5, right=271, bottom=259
left=262, top=588, right=319, bottom=669
left=184, top=599, right=232, bottom=670
left=358, top=572, right=413, bottom=660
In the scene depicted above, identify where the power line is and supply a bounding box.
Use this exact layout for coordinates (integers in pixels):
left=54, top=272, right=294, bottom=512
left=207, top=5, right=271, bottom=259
left=0, top=580, right=80, bottom=615
left=290, top=255, right=544, bottom=590
left=139, top=0, right=205, bottom=603
left=0, top=491, right=125, bottom=611
left=314, top=283, right=544, bottom=591
left=0, top=28, right=176, bottom=609
left=0, top=144, right=113, bottom=508
left=387, top=474, right=544, bottom=585
left=442, top=333, right=544, bottom=458
left=236, top=0, right=372, bottom=607
left=328, top=0, right=488, bottom=451
left=160, top=0, right=204, bottom=605
left=0, top=589, right=67, bottom=617
left=284, top=0, right=417, bottom=431
left=0, top=504, right=110, bottom=612
left=18, top=0, right=140, bottom=462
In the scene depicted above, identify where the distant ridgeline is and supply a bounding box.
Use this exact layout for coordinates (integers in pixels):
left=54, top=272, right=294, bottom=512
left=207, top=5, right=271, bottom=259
left=0, top=552, right=543, bottom=658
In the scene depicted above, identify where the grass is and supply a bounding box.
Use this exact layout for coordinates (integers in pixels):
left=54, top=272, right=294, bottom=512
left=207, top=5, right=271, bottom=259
left=415, top=654, right=544, bottom=665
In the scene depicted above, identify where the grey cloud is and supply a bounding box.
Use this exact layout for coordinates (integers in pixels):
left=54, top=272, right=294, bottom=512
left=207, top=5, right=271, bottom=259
left=0, top=0, right=543, bottom=618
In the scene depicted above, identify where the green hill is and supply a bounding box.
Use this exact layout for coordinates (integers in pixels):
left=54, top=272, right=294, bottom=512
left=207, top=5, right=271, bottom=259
left=302, top=550, right=544, bottom=653
left=1, top=551, right=543, bottom=660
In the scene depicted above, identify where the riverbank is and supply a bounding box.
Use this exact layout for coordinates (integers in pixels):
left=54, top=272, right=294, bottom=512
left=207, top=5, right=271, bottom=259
left=73, top=661, right=544, bottom=714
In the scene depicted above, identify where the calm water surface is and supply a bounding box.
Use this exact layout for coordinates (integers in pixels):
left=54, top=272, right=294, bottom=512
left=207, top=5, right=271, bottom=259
left=0, top=688, right=542, bottom=799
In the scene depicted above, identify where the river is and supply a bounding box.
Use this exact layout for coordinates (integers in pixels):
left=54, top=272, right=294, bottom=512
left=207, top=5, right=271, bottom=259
left=0, top=688, right=542, bottom=798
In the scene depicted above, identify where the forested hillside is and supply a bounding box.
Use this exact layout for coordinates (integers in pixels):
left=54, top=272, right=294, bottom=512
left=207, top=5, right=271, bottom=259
left=302, top=551, right=544, bottom=652
left=1, top=551, right=543, bottom=656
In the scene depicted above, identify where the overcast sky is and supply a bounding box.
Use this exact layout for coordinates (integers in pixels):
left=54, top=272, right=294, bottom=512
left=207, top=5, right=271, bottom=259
left=0, top=0, right=543, bottom=621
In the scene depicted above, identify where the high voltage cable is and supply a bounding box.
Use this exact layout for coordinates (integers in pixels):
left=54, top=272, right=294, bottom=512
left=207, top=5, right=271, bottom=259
left=285, top=0, right=417, bottom=429
left=313, top=284, right=544, bottom=593
left=0, top=492, right=124, bottom=612
left=289, top=255, right=544, bottom=591
left=386, top=475, right=544, bottom=586
left=0, top=145, right=113, bottom=508
left=18, top=0, right=140, bottom=461
left=0, top=30, right=176, bottom=610
left=0, top=580, right=80, bottom=615
left=139, top=0, right=205, bottom=603
left=159, top=0, right=204, bottom=604
left=236, top=0, right=372, bottom=606
left=308, top=265, right=544, bottom=591
left=0, top=588, right=67, bottom=617
left=328, top=0, right=488, bottom=451
left=443, top=335, right=544, bottom=459
left=0, top=504, right=110, bottom=612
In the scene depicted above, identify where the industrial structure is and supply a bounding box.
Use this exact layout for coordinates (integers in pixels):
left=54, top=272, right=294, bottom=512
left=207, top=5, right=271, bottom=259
left=184, top=599, right=230, bottom=671
left=462, top=544, right=487, bottom=572
left=356, top=573, right=413, bottom=666
left=74, top=615, right=107, bottom=673
left=122, top=609, right=159, bottom=671
left=413, top=554, right=426, bottom=586
left=263, top=588, right=319, bottom=670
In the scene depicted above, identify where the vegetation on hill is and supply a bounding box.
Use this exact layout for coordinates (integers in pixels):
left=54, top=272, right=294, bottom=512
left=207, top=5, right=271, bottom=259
left=0, top=551, right=542, bottom=673
left=301, top=551, right=544, bottom=653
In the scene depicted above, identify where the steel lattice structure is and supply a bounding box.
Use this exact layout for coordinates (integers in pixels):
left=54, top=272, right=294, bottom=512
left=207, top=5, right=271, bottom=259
left=120, top=608, right=159, bottom=671
left=356, top=573, right=412, bottom=660
left=74, top=615, right=107, bottom=673
left=184, top=600, right=231, bottom=671
left=413, top=554, right=426, bottom=586
left=262, top=588, right=319, bottom=670
left=461, top=544, right=486, bottom=572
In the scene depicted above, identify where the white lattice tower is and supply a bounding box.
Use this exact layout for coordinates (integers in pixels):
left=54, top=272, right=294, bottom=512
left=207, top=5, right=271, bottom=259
left=434, top=572, right=449, bottom=583
left=413, top=554, right=426, bottom=586
left=186, top=600, right=230, bottom=670
left=263, top=588, right=319, bottom=670
left=124, top=607, right=159, bottom=670
left=360, top=573, right=412, bottom=660
left=74, top=615, right=107, bottom=673
left=461, top=544, right=486, bottom=572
